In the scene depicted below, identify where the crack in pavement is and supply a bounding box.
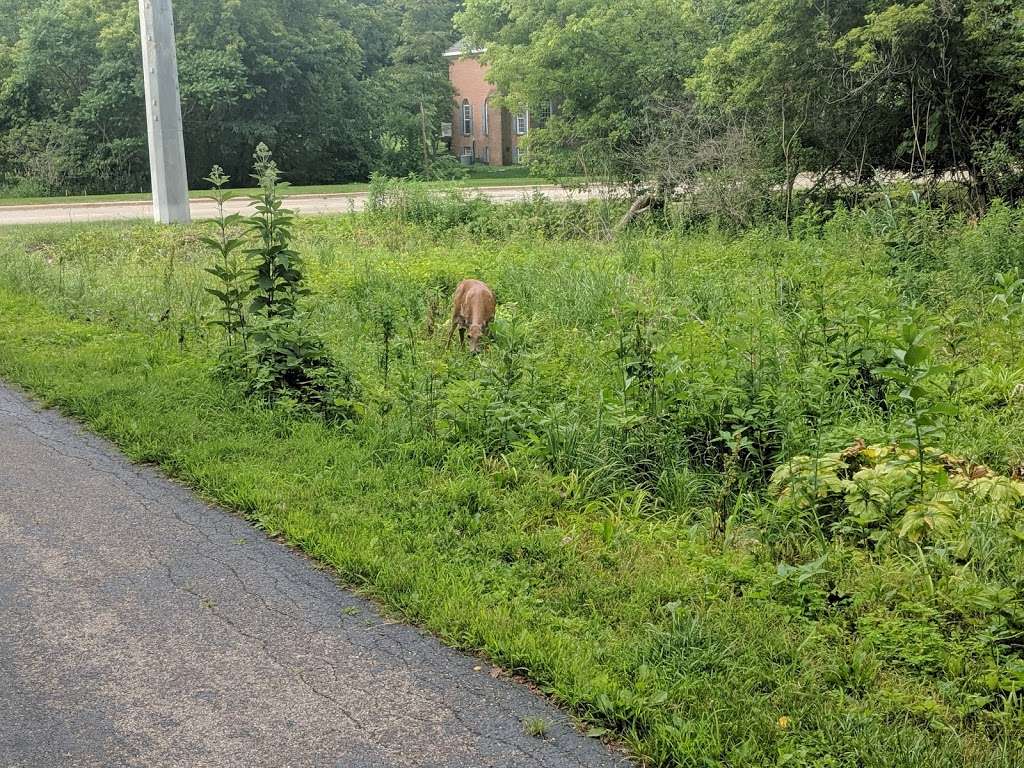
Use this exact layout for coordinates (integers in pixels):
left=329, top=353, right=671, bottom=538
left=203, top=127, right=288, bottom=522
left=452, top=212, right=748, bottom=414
left=0, top=383, right=632, bottom=768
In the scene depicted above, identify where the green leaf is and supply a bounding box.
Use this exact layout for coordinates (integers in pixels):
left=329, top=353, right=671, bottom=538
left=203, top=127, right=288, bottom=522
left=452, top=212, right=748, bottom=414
left=904, top=345, right=928, bottom=367
left=648, top=691, right=669, bottom=706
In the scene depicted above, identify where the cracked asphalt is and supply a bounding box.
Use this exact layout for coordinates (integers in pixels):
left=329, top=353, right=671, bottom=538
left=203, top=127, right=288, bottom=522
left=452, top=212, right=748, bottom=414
left=0, top=383, right=630, bottom=768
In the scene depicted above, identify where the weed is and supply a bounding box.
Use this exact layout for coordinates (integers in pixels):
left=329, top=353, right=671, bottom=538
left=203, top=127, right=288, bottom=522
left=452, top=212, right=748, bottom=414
left=247, top=144, right=309, bottom=320
left=201, top=166, right=250, bottom=354
left=879, top=319, right=953, bottom=512
left=198, top=147, right=360, bottom=421
left=522, top=717, right=550, bottom=739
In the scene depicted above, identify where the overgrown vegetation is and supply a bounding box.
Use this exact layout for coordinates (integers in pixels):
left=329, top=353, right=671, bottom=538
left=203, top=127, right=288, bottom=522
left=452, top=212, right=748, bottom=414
left=1, top=189, right=1024, bottom=765
left=461, top=0, right=1024, bottom=213
left=203, top=146, right=358, bottom=421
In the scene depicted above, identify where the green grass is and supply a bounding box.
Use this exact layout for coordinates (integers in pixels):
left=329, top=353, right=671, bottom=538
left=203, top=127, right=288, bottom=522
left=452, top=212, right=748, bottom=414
left=0, top=182, right=368, bottom=206
left=0, top=197, right=1022, bottom=766
left=0, top=169, right=562, bottom=207
left=464, top=164, right=533, bottom=181
left=523, top=716, right=552, bottom=738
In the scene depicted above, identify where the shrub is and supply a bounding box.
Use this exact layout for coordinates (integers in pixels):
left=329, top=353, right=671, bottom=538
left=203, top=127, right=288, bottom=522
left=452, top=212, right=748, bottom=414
left=365, top=174, right=624, bottom=240
left=202, top=145, right=360, bottom=421
left=770, top=441, right=1022, bottom=545
left=245, top=314, right=361, bottom=424
left=419, top=155, right=469, bottom=181
left=366, top=174, right=486, bottom=230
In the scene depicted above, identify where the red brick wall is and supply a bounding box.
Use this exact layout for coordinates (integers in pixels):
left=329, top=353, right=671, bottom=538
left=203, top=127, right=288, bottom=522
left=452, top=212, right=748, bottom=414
left=448, top=57, right=523, bottom=166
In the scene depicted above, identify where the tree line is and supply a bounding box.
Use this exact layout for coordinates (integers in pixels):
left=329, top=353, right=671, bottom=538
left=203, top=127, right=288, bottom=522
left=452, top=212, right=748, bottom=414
left=460, top=0, right=1024, bottom=214
left=0, top=0, right=460, bottom=195
left=1, top=0, right=1021, bottom=208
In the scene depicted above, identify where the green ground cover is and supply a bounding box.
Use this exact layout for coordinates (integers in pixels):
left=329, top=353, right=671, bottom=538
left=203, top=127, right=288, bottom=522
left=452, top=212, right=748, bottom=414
left=0, top=167, right=550, bottom=206
left=0, top=193, right=1022, bottom=766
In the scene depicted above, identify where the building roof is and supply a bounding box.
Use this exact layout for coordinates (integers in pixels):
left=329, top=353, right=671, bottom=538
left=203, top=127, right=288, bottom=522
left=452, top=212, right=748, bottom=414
left=443, top=38, right=487, bottom=58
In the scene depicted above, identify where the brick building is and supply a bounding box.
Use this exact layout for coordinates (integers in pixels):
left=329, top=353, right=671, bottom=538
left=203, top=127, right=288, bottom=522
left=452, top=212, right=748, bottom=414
left=443, top=40, right=537, bottom=166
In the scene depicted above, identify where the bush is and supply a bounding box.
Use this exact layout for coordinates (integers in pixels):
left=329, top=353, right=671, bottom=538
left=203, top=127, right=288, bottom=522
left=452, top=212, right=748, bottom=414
left=366, top=174, right=489, bottom=230
left=769, top=442, right=1017, bottom=544
left=419, top=155, right=470, bottom=181
left=366, top=174, right=624, bottom=239
left=245, top=314, right=361, bottom=423
left=203, top=145, right=361, bottom=421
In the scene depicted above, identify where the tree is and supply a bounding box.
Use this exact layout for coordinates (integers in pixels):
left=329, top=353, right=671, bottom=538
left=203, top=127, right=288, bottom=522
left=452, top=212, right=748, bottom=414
left=457, top=0, right=705, bottom=182
left=0, top=0, right=462, bottom=194
left=365, top=0, right=460, bottom=178
left=837, top=0, right=1024, bottom=203
left=457, top=0, right=1024, bottom=209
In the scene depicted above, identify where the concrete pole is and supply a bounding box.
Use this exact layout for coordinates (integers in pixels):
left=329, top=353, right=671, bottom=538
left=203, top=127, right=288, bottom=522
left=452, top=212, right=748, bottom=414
left=138, top=0, right=190, bottom=224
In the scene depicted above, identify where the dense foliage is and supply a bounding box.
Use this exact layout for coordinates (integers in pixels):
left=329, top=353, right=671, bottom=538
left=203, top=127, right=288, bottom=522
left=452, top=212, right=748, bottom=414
left=202, top=146, right=360, bottom=420
left=3, top=0, right=1022, bottom=208
left=0, top=0, right=459, bottom=195
left=2, top=191, right=1024, bottom=764
left=459, top=0, right=1024, bottom=210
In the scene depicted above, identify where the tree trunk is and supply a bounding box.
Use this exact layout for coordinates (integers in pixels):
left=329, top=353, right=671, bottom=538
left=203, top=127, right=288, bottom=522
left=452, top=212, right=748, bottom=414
left=419, top=102, right=431, bottom=174
left=614, top=193, right=655, bottom=233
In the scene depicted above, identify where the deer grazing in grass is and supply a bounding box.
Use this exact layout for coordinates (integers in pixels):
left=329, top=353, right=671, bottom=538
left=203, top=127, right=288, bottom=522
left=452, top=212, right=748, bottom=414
left=446, top=279, right=496, bottom=355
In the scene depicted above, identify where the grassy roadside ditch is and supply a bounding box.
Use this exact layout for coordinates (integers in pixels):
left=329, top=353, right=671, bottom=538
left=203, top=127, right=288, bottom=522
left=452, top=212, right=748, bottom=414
left=1, top=196, right=1023, bottom=766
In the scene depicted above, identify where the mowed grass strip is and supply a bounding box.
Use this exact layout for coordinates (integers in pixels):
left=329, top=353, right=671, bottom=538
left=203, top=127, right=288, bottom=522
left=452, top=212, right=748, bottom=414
left=1, top=202, right=1023, bottom=766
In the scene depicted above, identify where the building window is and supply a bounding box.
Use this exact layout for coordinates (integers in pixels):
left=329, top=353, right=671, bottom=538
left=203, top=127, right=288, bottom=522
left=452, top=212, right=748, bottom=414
left=462, top=100, right=473, bottom=136
left=482, top=98, right=490, bottom=137
left=461, top=146, right=474, bottom=163
left=515, top=111, right=528, bottom=135
left=537, top=101, right=553, bottom=126
left=482, top=146, right=490, bottom=163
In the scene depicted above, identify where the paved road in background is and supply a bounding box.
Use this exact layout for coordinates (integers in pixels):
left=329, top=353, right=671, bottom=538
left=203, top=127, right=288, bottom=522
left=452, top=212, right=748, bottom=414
left=0, top=383, right=629, bottom=768
left=0, top=185, right=607, bottom=226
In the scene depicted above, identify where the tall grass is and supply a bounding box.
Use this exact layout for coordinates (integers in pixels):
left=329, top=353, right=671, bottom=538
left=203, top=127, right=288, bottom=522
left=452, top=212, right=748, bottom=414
left=1, top=192, right=1023, bottom=766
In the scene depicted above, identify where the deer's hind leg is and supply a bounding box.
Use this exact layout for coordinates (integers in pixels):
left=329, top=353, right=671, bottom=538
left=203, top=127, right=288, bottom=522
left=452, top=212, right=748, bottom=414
left=446, top=313, right=460, bottom=350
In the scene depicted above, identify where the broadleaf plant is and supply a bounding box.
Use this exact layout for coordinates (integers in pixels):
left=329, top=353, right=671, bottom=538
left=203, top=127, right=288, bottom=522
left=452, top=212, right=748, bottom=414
left=199, top=146, right=360, bottom=423
left=202, top=165, right=251, bottom=355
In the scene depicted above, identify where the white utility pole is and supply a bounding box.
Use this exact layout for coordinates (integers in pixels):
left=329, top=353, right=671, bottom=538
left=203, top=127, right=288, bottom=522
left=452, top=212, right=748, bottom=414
left=138, top=0, right=190, bottom=224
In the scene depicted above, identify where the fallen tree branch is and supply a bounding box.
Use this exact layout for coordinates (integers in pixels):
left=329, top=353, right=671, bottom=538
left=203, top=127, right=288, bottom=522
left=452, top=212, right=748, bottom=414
left=614, top=193, right=655, bottom=233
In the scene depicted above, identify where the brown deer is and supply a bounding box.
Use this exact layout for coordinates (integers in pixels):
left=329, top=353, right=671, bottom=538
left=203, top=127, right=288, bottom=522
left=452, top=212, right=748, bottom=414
left=446, top=279, right=496, bottom=355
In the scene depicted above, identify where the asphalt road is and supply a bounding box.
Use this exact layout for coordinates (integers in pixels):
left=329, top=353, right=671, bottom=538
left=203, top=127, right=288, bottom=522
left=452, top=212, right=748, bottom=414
left=0, top=383, right=629, bottom=768
left=0, top=185, right=602, bottom=226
